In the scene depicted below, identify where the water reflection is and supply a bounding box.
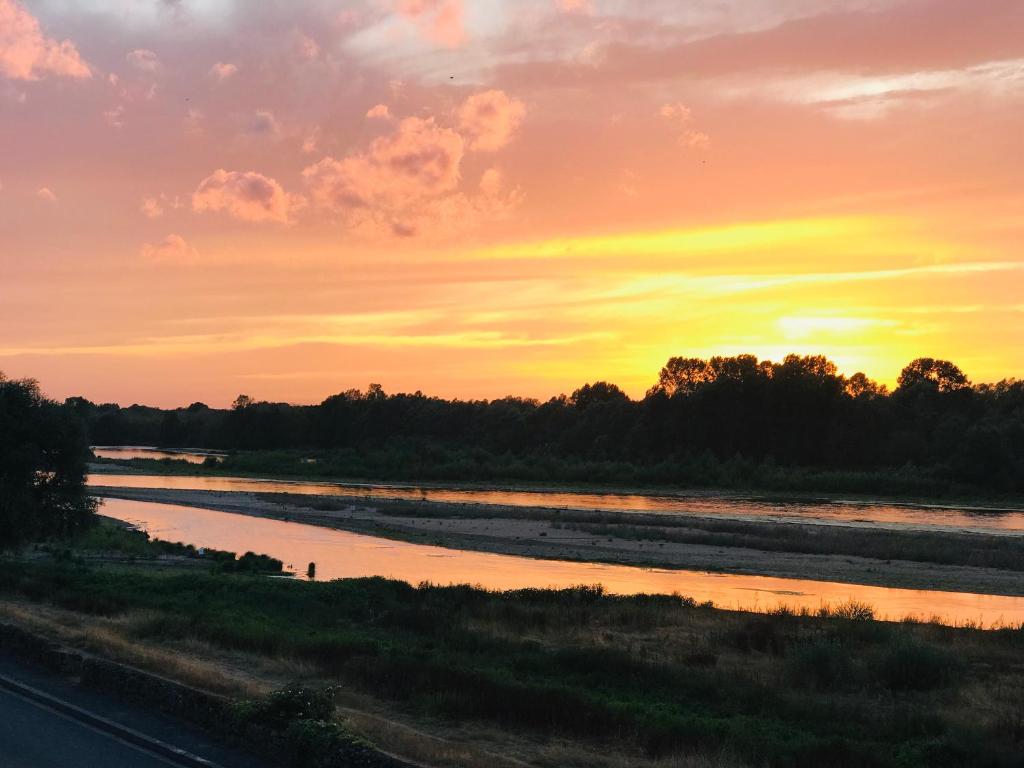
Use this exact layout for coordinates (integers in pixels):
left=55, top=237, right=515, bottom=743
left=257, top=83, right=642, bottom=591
left=99, top=498, right=1024, bottom=627
left=92, top=446, right=224, bottom=465
left=88, top=473, right=1024, bottom=535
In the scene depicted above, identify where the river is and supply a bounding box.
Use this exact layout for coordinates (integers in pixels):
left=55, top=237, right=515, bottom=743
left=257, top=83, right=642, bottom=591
left=98, top=497, right=1024, bottom=627
left=88, top=472, right=1024, bottom=535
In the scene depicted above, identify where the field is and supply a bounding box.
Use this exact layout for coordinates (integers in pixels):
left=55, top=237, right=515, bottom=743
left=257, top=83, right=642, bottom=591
left=2, top=525, right=1024, bottom=768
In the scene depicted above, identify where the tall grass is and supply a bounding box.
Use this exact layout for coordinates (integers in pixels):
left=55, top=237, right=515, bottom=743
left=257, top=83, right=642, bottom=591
left=1, top=561, right=1023, bottom=767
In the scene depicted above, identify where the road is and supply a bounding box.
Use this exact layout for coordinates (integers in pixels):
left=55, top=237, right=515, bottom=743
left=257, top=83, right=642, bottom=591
left=0, top=685, right=179, bottom=768
left=0, top=654, right=269, bottom=768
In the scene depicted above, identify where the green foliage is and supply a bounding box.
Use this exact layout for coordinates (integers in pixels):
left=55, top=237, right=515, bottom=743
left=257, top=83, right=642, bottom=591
left=0, top=563, right=1019, bottom=767
left=66, top=521, right=282, bottom=573
left=0, top=374, right=95, bottom=549
left=230, top=687, right=337, bottom=730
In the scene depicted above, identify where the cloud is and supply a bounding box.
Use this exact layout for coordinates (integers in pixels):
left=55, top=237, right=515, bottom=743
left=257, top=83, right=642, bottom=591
left=245, top=109, right=281, bottom=138
left=457, top=90, right=526, bottom=152
left=192, top=169, right=297, bottom=223
left=36, top=186, right=56, bottom=202
left=304, top=116, right=464, bottom=210
left=291, top=31, right=320, bottom=61
left=496, top=0, right=1024, bottom=89
left=658, top=102, right=710, bottom=149
left=395, top=0, right=464, bottom=48
left=140, top=197, right=164, bottom=218
left=184, top=107, right=204, bottom=135
left=304, top=117, right=520, bottom=239
left=141, top=234, right=199, bottom=264
left=301, top=128, right=321, bottom=154
left=140, top=193, right=183, bottom=218
left=557, top=0, right=591, bottom=13
left=366, top=103, right=392, bottom=120
left=125, top=48, right=161, bottom=74
left=209, top=61, right=237, bottom=83
left=103, top=103, right=125, bottom=129
left=0, top=0, right=91, bottom=80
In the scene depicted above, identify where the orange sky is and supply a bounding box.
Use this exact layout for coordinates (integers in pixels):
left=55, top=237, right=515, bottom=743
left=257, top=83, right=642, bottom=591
left=1, top=0, right=1022, bottom=407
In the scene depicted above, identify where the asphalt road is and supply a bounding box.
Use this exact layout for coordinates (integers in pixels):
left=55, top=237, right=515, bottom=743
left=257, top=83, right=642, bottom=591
left=0, top=685, right=179, bottom=768
left=0, top=653, right=269, bottom=768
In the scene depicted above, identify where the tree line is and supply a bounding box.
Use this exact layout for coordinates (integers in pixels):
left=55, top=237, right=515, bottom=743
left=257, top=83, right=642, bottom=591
left=68, top=355, right=1024, bottom=493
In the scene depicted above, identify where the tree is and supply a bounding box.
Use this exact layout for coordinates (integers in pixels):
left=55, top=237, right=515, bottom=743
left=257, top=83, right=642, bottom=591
left=569, top=381, right=630, bottom=409
left=0, top=374, right=96, bottom=549
left=896, top=358, right=970, bottom=394
left=651, top=357, right=715, bottom=396
left=232, top=394, right=254, bottom=410
left=845, top=372, right=886, bottom=399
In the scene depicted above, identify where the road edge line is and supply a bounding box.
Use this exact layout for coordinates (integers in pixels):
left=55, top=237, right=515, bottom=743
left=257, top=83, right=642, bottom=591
left=0, top=673, right=224, bottom=768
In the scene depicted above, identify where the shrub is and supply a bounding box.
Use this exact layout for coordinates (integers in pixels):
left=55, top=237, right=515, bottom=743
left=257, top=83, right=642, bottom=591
left=875, top=638, right=961, bottom=692
left=787, top=639, right=856, bottom=691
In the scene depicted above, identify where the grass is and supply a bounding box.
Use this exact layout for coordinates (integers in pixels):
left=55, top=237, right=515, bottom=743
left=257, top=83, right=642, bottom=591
left=43, top=519, right=285, bottom=574
left=1, top=559, right=1023, bottom=767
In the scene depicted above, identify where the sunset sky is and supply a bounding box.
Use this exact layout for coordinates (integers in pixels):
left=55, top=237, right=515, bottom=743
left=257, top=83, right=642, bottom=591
left=1, top=0, right=1021, bottom=407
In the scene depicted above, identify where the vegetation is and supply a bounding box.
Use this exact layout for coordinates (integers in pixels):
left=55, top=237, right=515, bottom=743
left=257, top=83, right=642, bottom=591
left=0, top=374, right=95, bottom=549
left=58, top=520, right=284, bottom=574
left=1, top=560, right=1022, bottom=767
left=75, top=355, right=1024, bottom=495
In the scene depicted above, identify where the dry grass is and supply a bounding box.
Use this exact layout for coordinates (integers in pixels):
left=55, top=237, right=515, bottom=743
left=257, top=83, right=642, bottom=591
left=0, top=598, right=735, bottom=768
left=0, top=600, right=265, bottom=698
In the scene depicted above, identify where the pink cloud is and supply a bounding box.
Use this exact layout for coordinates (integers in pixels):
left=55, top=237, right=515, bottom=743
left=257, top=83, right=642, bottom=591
left=496, top=0, right=1024, bottom=89
left=291, top=31, right=320, bottom=61
left=209, top=61, right=237, bottom=83
left=140, top=197, right=164, bottom=219
left=192, top=170, right=296, bottom=223
left=395, top=0, right=464, bottom=48
left=304, top=116, right=519, bottom=239
left=245, top=110, right=281, bottom=138
left=125, top=48, right=161, bottom=74
left=457, top=90, right=526, bottom=152
left=0, top=0, right=91, bottom=81
left=36, top=186, right=57, bottom=202
left=140, top=234, right=199, bottom=264
left=304, top=116, right=464, bottom=210
left=659, top=102, right=710, bottom=150
left=366, top=103, right=392, bottom=120
left=557, top=0, right=591, bottom=14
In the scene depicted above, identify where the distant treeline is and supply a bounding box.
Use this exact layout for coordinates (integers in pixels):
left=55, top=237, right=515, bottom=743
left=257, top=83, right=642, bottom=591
left=70, top=355, right=1024, bottom=493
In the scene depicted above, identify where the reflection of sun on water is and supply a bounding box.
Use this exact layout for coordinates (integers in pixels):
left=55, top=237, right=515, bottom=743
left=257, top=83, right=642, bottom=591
left=99, top=497, right=1024, bottom=628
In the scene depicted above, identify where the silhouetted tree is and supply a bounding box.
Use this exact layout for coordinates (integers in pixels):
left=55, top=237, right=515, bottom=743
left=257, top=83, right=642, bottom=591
left=651, top=357, right=715, bottom=396
left=845, top=372, right=886, bottom=399
left=0, top=374, right=96, bottom=549
left=570, top=382, right=629, bottom=409
left=897, top=358, right=970, bottom=393
left=70, top=354, right=1024, bottom=493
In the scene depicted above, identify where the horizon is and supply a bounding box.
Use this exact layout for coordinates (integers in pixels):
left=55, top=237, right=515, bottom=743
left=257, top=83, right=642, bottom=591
left=2, top=0, right=1022, bottom=407
left=44, top=351, right=1008, bottom=411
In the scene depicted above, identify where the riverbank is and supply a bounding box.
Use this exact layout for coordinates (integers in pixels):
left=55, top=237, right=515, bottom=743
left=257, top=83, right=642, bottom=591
left=91, top=486, right=1024, bottom=598
left=2, top=554, right=1023, bottom=768
left=87, top=458, right=1024, bottom=510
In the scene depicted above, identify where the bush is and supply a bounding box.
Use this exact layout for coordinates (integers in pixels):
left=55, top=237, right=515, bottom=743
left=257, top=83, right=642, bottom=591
left=876, top=638, right=961, bottom=692
left=787, top=639, right=857, bottom=691
left=230, top=687, right=337, bottom=730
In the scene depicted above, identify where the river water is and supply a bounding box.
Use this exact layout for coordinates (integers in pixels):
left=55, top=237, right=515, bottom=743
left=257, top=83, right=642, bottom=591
left=87, top=473, right=1024, bottom=535
left=92, top=447, right=225, bottom=465
left=98, top=497, right=1024, bottom=627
